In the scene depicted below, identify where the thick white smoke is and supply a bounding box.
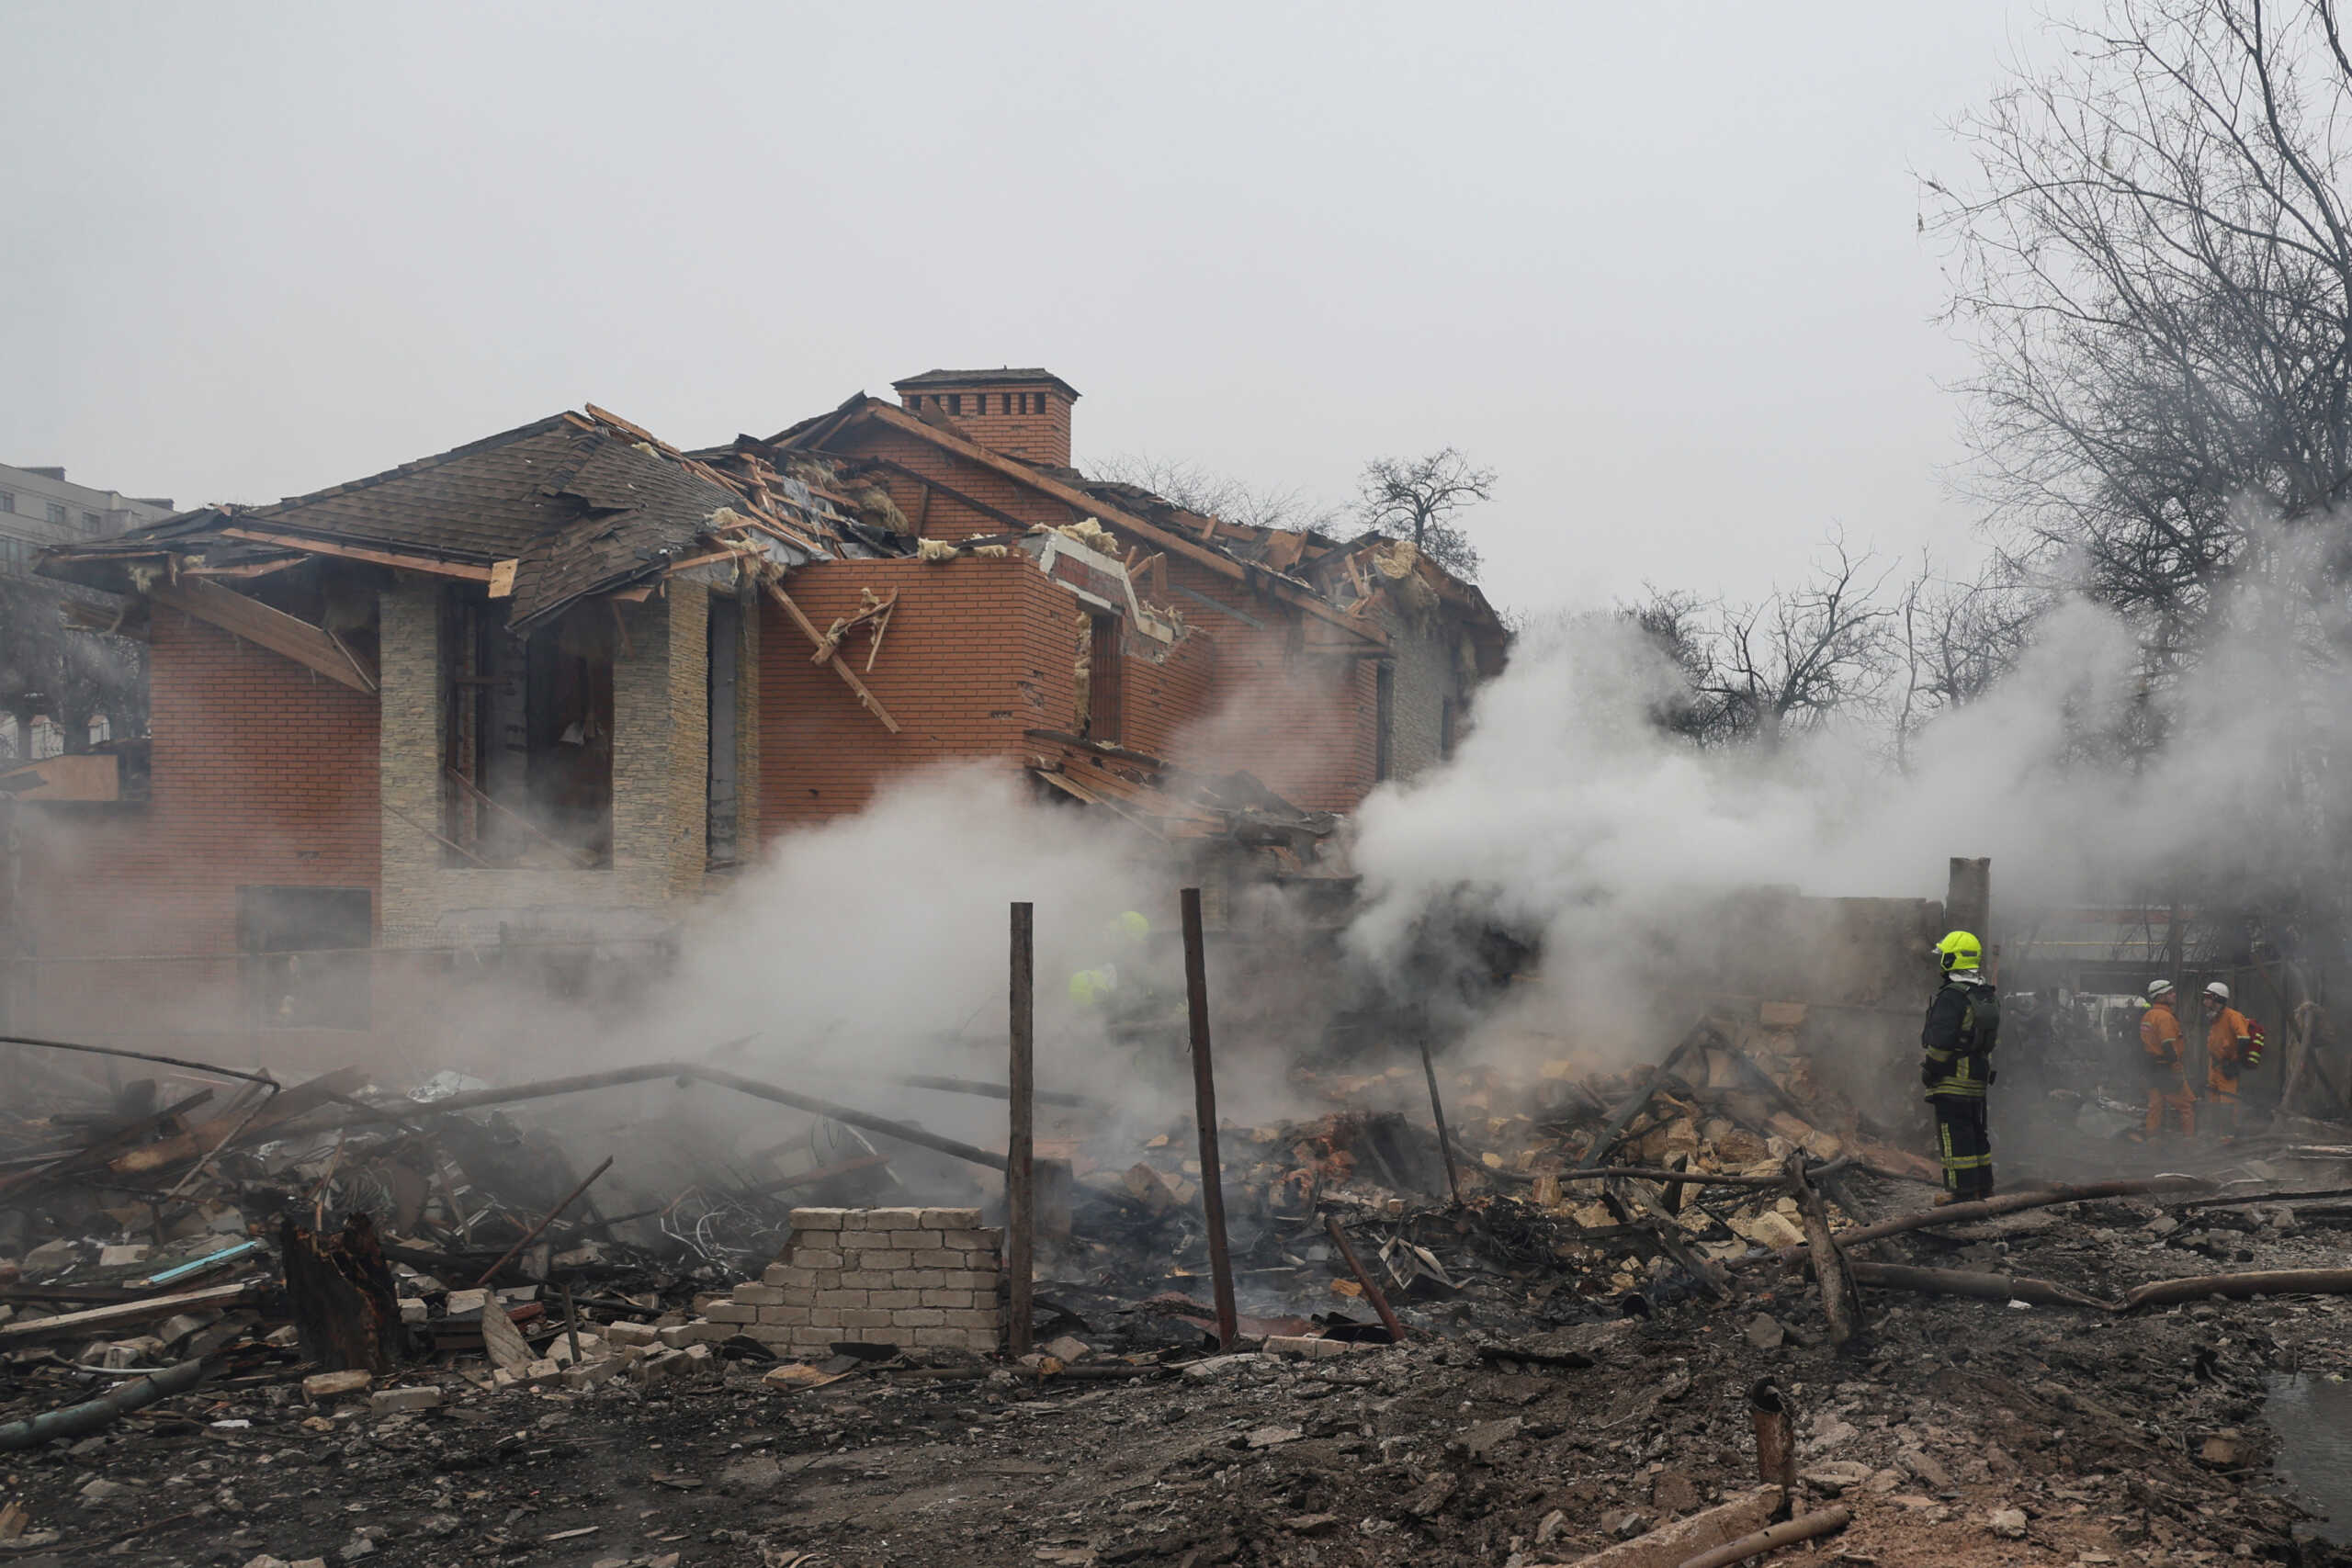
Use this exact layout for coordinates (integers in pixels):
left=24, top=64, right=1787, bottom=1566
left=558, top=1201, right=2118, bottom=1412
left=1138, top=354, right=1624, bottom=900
left=1343, top=521, right=2352, bottom=1060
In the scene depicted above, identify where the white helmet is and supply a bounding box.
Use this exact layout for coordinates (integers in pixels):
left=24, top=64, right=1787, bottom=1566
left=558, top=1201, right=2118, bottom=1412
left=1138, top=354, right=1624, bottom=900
left=2147, top=978, right=2176, bottom=999
left=2204, top=981, right=2231, bottom=1003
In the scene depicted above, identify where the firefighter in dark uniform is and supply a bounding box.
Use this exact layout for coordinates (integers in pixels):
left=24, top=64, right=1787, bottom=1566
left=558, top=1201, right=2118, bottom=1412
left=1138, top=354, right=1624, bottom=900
left=1920, top=930, right=2000, bottom=1205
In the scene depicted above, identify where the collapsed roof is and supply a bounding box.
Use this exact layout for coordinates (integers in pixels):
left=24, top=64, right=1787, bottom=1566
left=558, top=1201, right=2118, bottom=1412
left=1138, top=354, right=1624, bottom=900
left=36, top=408, right=899, bottom=633
left=40, top=394, right=1506, bottom=667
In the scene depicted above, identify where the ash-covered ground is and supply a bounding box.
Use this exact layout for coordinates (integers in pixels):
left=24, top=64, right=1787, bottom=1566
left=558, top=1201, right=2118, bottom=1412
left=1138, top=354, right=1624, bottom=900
left=7, top=1174, right=2349, bottom=1568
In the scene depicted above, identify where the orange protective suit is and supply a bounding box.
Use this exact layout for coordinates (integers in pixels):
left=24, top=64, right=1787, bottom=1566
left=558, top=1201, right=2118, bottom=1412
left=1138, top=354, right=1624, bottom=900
left=2141, top=998, right=2195, bottom=1138
left=2204, top=1005, right=2255, bottom=1134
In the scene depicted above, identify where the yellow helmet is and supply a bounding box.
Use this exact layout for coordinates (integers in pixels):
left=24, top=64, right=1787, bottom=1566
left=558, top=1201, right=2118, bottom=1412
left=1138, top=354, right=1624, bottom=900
left=1113, top=910, right=1149, bottom=942
left=1935, top=931, right=1982, bottom=973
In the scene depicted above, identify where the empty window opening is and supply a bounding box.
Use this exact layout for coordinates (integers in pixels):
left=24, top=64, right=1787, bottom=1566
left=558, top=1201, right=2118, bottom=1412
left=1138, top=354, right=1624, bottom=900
left=1085, top=614, right=1124, bottom=745
left=1374, top=661, right=1396, bottom=782
left=441, top=592, right=616, bottom=868
left=1440, top=696, right=1458, bottom=761
left=945, top=393, right=963, bottom=415
left=707, top=593, right=741, bottom=866
left=239, top=886, right=371, bottom=1031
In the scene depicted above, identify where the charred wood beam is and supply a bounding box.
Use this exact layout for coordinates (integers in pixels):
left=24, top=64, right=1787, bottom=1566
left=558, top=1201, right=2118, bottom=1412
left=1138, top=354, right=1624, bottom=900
left=110, top=1066, right=363, bottom=1178
left=279, top=1211, right=402, bottom=1375
left=2120, top=1268, right=2352, bottom=1311
left=1766, top=1177, right=2212, bottom=1266
left=0, top=1087, right=215, bottom=1200
left=1847, top=1260, right=2114, bottom=1311
left=1785, top=1151, right=1858, bottom=1349
left=1556, top=1166, right=1796, bottom=1190
left=1577, top=1021, right=1719, bottom=1170
left=1603, top=1178, right=1731, bottom=1302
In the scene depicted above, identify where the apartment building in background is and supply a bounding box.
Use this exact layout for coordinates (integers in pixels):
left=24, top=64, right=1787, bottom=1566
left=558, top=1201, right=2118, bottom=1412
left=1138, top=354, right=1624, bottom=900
left=0, top=462, right=174, bottom=574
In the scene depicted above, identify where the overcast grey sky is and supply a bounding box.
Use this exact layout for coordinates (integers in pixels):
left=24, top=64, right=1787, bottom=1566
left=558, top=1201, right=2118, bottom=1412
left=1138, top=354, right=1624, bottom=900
left=1, top=2, right=2070, bottom=614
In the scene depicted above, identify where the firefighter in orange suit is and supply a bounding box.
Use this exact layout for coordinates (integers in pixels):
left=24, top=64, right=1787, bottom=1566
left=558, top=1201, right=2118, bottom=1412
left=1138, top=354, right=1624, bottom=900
left=2135, top=979, right=2196, bottom=1141
left=2199, top=981, right=2258, bottom=1138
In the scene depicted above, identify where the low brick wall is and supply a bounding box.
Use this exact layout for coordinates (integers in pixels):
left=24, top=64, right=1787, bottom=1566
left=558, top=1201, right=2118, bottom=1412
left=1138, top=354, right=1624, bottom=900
left=707, top=1205, right=1002, bottom=1355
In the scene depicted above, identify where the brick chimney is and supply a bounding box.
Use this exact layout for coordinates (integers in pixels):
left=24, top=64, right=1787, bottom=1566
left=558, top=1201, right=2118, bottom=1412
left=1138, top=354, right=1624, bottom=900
left=892, top=368, right=1079, bottom=468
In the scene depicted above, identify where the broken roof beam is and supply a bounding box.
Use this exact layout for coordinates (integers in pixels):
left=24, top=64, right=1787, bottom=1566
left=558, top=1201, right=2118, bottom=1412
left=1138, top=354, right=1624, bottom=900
left=149, top=574, right=379, bottom=694
left=859, top=456, right=1044, bottom=536
left=850, top=401, right=1385, bottom=646
left=761, top=579, right=901, bottom=734
left=214, top=526, right=495, bottom=581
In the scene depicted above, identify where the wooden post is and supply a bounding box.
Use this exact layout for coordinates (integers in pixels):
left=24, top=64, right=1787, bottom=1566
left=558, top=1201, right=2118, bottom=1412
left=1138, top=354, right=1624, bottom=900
left=1007, top=902, right=1035, bottom=1358
left=1944, top=857, right=1991, bottom=938
left=1180, top=887, right=1238, bottom=1350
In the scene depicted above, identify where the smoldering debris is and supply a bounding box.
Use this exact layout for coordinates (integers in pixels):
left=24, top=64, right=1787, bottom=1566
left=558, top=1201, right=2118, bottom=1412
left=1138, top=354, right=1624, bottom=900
left=6, top=990, right=2352, bottom=1564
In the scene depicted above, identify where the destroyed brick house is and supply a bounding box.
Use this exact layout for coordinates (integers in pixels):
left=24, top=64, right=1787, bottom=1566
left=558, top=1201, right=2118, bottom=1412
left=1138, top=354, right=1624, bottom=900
left=1, top=370, right=1506, bottom=1057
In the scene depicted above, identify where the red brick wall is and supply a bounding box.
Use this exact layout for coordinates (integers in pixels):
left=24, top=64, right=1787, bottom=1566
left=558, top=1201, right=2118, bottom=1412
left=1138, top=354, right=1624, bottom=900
left=817, top=423, right=1382, bottom=811
left=1150, top=560, right=1378, bottom=811
left=898, top=387, right=1071, bottom=467
left=837, top=428, right=1073, bottom=545
left=759, top=557, right=1080, bottom=833
left=1119, top=618, right=1217, bottom=763
left=10, top=607, right=381, bottom=1032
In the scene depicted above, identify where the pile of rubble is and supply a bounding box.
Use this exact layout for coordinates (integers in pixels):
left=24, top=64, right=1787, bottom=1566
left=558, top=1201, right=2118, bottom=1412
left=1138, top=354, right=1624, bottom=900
left=8, top=1009, right=2352, bottom=1564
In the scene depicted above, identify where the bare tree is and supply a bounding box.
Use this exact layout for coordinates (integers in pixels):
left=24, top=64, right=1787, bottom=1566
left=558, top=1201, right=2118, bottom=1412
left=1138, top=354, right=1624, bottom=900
left=1625, top=534, right=1904, bottom=750
left=1893, top=554, right=2044, bottom=767
left=1925, top=0, right=2352, bottom=655
left=1086, top=452, right=1343, bottom=535
left=1926, top=0, right=2352, bottom=959
left=1355, top=448, right=1495, bottom=581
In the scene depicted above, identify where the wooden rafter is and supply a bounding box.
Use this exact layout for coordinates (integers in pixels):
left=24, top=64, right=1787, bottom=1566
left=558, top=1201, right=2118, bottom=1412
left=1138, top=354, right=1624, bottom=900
left=812, top=589, right=898, bottom=669
left=762, top=580, right=900, bottom=734
left=215, top=527, right=494, bottom=581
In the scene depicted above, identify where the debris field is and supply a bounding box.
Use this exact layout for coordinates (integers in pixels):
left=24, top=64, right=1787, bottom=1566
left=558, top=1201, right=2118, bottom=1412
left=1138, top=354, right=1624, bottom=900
left=0, top=1009, right=2349, bottom=1568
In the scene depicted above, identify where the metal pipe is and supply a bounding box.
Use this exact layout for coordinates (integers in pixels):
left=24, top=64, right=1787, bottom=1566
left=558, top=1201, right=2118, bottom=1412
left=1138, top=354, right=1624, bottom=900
left=0, top=1034, right=279, bottom=1091
left=893, top=1074, right=1100, bottom=1110
left=1180, top=887, right=1238, bottom=1351
left=1323, top=1213, right=1405, bottom=1344
left=1747, top=1379, right=1794, bottom=1502
left=140, top=1239, right=266, bottom=1288
left=332, top=1058, right=1011, bottom=1174
left=0, top=1359, right=207, bottom=1450
left=1006, top=902, right=1035, bottom=1359
left=1416, top=1040, right=1463, bottom=1205
left=685, top=1068, right=1008, bottom=1173
left=470, top=1156, right=614, bottom=1287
